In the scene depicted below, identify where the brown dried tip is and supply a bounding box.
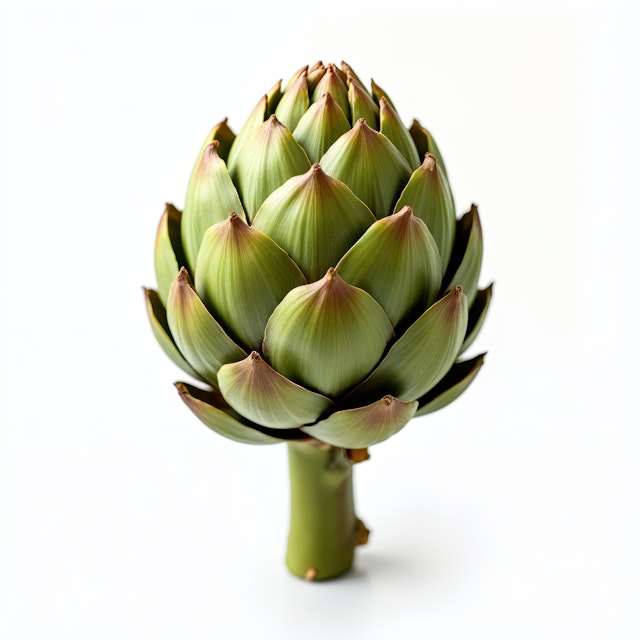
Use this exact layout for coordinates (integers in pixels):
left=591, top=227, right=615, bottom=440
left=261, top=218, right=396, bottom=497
left=470, top=203, right=479, bottom=216
left=382, top=395, right=393, bottom=405
left=250, top=351, right=261, bottom=361
left=228, top=211, right=239, bottom=221
left=355, top=518, right=370, bottom=546
left=176, top=266, right=191, bottom=284
left=453, top=286, right=462, bottom=296
left=325, top=267, right=336, bottom=280
left=346, top=448, right=370, bottom=464
left=423, top=153, right=436, bottom=171
left=304, top=567, right=317, bottom=581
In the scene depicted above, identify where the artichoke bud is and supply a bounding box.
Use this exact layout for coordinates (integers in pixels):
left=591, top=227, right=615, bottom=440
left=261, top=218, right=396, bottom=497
left=370, top=78, right=395, bottom=110
left=320, top=118, right=411, bottom=217
left=181, top=140, right=246, bottom=272
left=166, top=268, right=247, bottom=387
left=217, top=351, right=333, bottom=429
left=229, top=115, right=311, bottom=221
left=274, top=71, right=310, bottom=131
left=347, top=79, right=379, bottom=128
left=443, top=204, right=483, bottom=305
left=311, top=63, right=350, bottom=120
left=409, top=119, right=448, bottom=179
left=263, top=268, right=394, bottom=398
left=194, top=212, right=306, bottom=351
left=225, top=94, right=267, bottom=172
left=154, top=203, right=185, bottom=306
left=252, top=163, right=376, bottom=282
left=379, top=97, right=421, bottom=170
left=394, top=152, right=456, bottom=270
left=306, top=61, right=326, bottom=92
left=336, top=205, right=442, bottom=326
left=292, top=92, right=351, bottom=163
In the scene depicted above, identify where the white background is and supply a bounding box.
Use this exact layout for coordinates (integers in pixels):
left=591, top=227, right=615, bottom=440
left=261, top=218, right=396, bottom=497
left=1, top=0, right=639, bottom=638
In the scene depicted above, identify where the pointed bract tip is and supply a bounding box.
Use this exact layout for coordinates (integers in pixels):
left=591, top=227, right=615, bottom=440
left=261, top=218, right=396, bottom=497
left=174, top=381, right=188, bottom=395
left=326, top=266, right=336, bottom=280
left=250, top=350, right=261, bottom=361
left=470, top=203, right=479, bottom=216
left=228, top=211, right=239, bottom=221
left=453, top=286, right=463, bottom=296
left=311, top=162, right=321, bottom=172
left=396, top=205, right=413, bottom=218
left=423, top=153, right=436, bottom=170
left=382, top=395, right=393, bottom=405
left=176, top=266, right=191, bottom=283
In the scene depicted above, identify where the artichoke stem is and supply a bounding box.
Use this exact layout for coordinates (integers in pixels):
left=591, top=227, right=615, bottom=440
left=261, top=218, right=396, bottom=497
left=286, top=441, right=368, bottom=581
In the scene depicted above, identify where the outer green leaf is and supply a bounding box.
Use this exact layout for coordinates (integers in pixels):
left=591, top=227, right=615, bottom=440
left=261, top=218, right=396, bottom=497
left=229, top=115, right=311, bottom=221
left=347, top=79, right=379, bottom=128
left=292, top=92, right=350, bottom=163
left=336, top=206, right=441, bottom=326
left=371, top=78, right=396, bottom=110
left=218, top=352, right=333, bottom=429
left=143, top=288, right=203, bottom=381
left=379, top=97, right=420, bottom=170
left=252, top=163, right=376, bottom=282
left=283, top=64, right=308, bottom=92
left=226, top=95, right=267, bottom=172
left=181, top=141, right=246, bottom=272
left=275, top=72, right=309, bottom=131
left=444, top=205, right=483, bottom=305
left=154, top=203, right=185, bottom=307
left=266, top=79, right=283, bottom=115
left=460, top=283, right=493, bottom=354
left=311, top=63, right=350, bottom=118
left=320, top=119, right=411, bottom=217
left=409, top=119, right=448, bottom=179
left=415, top=354, right=485, bottom=416
left=340, top=61, right=366, bottom=90
left=195, top=213, right=306, bottom=351
left=166, top=268, right=247, bottom=386
left=350, top=287, right=468, bottom=403
left=394, top=153, right=456, bottom=270
left=192, top=118, right=236, bottom=166
left=175, top=382, right=302, bottom=444
left=302, top=395, right=418, bottom=448
left=263, top=269, right=394, bottom=398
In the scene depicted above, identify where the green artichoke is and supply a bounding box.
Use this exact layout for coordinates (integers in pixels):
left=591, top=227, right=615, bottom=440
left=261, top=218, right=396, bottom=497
left=145, top=61, right=491, bottom=580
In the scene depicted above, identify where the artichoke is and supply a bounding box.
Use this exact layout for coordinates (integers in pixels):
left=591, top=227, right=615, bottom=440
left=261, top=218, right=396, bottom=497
left=144, top=61, right=492, bottom=581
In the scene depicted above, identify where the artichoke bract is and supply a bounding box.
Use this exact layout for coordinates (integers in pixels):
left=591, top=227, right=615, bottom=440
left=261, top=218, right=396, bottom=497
left=145, top=61, right=492, bottom=581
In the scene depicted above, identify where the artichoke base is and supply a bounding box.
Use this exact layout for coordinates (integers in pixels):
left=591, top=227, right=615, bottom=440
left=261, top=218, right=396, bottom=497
left=286, top=441, right=369, bottom=581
